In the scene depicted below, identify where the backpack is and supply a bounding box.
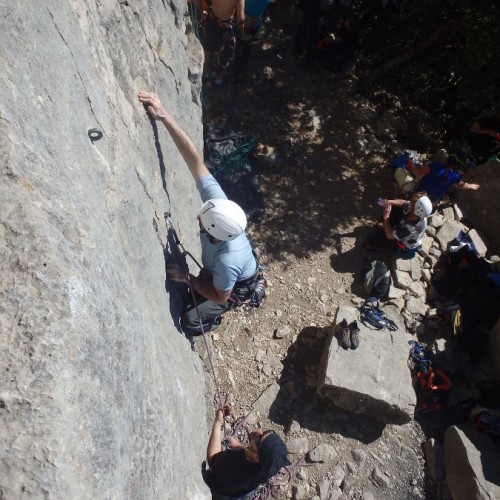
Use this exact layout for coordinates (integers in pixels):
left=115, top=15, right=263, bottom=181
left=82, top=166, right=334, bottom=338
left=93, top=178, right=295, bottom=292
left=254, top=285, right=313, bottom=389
left=362, top=259, right=391, bottom=300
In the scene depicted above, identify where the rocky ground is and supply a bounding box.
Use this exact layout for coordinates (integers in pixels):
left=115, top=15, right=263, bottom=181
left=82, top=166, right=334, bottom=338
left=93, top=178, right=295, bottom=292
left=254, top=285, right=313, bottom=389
left=191, top=3, right=496, bottom=499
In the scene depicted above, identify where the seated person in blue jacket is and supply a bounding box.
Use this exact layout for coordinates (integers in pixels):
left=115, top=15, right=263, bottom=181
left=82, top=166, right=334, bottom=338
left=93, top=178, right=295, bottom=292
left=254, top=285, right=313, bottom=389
left=365, top=192, right=432, bottom=254
left=406, top=150, right=479, bottom=203
left=203, top=407, right=290, bottom=499
left=138, top=91, right=261, bottom=335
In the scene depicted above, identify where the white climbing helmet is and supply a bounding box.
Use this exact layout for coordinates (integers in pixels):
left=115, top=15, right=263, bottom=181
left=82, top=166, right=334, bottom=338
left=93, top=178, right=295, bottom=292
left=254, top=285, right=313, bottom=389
left=413, top=195, right=433, bottom=219
left=199, top=199, right=247, bottom=241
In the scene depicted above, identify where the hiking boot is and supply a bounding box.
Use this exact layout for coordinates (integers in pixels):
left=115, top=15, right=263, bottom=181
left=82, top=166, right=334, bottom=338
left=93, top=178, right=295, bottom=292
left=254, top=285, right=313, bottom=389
left=349, top=321, right=360, bottom=350
left=338, top=319, right=351, bottom=350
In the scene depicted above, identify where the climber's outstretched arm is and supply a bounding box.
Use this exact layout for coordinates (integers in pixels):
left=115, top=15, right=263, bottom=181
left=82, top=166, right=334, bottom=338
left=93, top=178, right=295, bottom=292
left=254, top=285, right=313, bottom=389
left=138, top=91, right=209, bottom=181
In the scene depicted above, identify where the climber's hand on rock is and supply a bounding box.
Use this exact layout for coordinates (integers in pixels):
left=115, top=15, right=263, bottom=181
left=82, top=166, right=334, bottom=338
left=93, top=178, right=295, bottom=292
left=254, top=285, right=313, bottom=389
left=138, top=91, right=167, bottom=121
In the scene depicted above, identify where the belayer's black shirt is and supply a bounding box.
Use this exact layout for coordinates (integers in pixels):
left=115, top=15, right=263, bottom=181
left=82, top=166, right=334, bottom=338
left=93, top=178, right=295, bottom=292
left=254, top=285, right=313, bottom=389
left=207, top=449, right=262, bottom=497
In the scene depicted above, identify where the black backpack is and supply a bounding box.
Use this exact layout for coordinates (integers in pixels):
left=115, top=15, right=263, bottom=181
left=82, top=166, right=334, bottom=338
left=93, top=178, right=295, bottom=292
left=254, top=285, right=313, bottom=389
left=362, top=259, right=391, bottom=301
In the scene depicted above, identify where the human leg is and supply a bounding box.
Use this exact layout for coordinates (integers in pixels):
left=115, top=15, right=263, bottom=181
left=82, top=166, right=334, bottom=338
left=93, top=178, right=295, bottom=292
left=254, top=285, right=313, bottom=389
left=181, top=295, right=230, bottom=335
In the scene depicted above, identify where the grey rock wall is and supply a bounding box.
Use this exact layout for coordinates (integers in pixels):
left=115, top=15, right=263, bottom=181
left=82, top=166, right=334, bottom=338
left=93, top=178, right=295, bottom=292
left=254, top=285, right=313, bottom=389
left=0, top=1, right=208, bottom=498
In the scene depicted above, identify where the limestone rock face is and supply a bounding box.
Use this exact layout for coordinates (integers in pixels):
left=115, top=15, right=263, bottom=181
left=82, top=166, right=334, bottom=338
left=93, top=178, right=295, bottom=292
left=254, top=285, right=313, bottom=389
left=0, top=1, right=208, bottom=498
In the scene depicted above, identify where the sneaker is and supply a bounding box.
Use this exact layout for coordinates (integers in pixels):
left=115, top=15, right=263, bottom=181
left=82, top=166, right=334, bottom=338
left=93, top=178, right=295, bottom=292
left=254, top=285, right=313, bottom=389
left=349, top=321, right=360, bottom=350
left=338, top=319, right=351, bottom=350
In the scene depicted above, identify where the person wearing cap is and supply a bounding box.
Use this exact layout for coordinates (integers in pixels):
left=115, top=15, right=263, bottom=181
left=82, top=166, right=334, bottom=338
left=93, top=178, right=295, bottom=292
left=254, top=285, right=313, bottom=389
left=203, top=408, right=291, bottom=499
left=138, top=91, right=260, bottom=335
left=364, top=192, right=432, bottom=255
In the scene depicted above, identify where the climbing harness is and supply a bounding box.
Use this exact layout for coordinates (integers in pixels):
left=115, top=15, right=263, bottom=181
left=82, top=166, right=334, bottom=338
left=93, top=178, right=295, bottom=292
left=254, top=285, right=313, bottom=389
left=359, top=297, right=398, bottom=331
left=407, top=340, right=433, bottom=372
left=228, top=265, right=267, bottom=309
left=407, top=340, right=452, bottom=415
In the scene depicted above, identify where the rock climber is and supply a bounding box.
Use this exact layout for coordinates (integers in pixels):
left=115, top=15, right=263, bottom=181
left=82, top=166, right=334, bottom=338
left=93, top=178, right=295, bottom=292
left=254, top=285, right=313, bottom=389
left=202, top=0, right=246, bottom=86
left=364, top=192, right=433, bottom=256
left=138, top=91, right=261, bottom=335
left=203, top=407, right=291, bottom=498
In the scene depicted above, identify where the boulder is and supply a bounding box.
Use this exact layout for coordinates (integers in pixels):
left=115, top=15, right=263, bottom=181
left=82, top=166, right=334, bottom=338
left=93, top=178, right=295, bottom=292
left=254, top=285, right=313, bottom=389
left=457, top=161, right=500, bottom=253
left=441, top=206, right=455, bottom=221
left=393, top=257, right=421, bottom=280
left=393, top=269, right=413, bottom=291
left=317, top=306, right=415, bottom=424
left=435, top=220, right=468, bottom=251
left=468, top=229, right=488, bottom=257
left=428, top=213, right=446, bottom=229
left=248, top=383, right=281, bottom=423
left=308, top=443, right=337, bottom=463
left=444, top=423, right=500, bottom=500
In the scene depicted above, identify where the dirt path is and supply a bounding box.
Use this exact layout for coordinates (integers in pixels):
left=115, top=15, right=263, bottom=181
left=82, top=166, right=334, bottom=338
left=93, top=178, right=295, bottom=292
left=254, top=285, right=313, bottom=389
left=198, top=2, right=429, bottom=498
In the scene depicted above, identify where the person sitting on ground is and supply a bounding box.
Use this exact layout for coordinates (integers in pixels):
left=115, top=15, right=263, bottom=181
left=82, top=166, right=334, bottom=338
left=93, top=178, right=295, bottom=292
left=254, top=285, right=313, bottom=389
left=364, top=192, right=432, bottom=254
left=468, top=110, right=500, bottom=163
left=202, top=0, right=245, bottom=86
left=406, top=150, right=480, bottom=203
left=138, top=91, right=261, bottom=335
left=203, top=407, right=291, bottom=499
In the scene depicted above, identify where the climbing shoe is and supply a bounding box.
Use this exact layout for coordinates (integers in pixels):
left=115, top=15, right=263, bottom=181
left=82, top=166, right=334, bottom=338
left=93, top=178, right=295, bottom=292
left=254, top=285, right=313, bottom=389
left=338, top=319, right=351, bottom=350
left=349, top=321, right=360, bottom=350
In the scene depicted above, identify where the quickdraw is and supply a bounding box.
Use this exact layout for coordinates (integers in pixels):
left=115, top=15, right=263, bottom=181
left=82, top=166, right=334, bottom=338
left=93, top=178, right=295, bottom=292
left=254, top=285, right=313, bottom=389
left=359, top=297, right=398, bottom=331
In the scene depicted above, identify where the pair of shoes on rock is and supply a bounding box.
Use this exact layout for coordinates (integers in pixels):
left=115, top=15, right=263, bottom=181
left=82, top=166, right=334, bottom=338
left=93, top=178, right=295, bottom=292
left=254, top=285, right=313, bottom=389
left=339, top=319, right=360, bottom=350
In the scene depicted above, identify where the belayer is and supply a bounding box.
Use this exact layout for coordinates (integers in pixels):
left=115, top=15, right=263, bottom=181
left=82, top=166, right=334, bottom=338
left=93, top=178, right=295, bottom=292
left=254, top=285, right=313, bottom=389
left=203, top=407, right=291, bottom=499
left=138, top=91, right=263, bottom=335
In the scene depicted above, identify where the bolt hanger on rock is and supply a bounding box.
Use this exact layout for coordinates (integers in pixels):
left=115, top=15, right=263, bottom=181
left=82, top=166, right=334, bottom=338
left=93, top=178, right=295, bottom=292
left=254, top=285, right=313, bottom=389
left=88, top=128, right=103, bottom=141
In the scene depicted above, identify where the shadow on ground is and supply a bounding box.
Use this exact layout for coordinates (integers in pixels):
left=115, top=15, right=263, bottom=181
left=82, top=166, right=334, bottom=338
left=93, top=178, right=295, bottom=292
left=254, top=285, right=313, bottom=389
left=202, top=3, right=394, bottom=262
left=269, top=326, right=385, bottom=444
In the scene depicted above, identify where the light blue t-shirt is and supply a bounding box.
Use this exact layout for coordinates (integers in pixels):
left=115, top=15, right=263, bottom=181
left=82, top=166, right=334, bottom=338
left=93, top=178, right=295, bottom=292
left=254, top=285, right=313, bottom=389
left=196, top=174, right=257, bottom=292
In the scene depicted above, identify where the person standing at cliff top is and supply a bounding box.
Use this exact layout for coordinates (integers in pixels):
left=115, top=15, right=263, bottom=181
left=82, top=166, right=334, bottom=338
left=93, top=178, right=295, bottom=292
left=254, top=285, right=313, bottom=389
left=202, top=0, right=245, bottom=86
left=138, top=91, right=262, bottom=335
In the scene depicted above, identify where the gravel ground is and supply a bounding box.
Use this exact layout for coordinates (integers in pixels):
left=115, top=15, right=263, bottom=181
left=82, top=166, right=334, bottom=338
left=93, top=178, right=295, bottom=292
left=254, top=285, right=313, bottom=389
left=196, top=2, right=433, bottom=498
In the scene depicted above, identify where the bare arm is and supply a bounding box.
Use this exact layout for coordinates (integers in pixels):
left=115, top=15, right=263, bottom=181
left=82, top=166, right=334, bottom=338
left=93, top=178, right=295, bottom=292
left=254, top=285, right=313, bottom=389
left=385, top=199, right=407, bottom=208
left=207, top=410, right=224, bottom=463
left=382, top=205, right=395, bottom=240
left=236, top=0, right=245, bottom=24
left=469, top=120, right=500, bottom=140
left=455, top=181, right=480, bottom=191
left=189, top=274, right=232, bottom=303
left=227, top=435, right=245, bottom=449
left=166, top=264, right=232, bottom=303
left=138, top=91, right=210, bottom=181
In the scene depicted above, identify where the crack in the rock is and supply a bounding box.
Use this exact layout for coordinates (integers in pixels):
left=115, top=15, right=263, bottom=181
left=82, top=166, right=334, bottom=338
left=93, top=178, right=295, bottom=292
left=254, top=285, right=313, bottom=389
left=132, top=10, right=180, bottom=95
left=46, top=7, right=105, bottom=134
left=134, top=167, right=154, bottom=204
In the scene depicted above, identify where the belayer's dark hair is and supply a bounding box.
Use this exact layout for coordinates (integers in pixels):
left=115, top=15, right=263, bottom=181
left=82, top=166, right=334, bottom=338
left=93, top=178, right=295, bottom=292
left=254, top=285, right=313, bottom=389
left=255, top=432, right=291, bottom=483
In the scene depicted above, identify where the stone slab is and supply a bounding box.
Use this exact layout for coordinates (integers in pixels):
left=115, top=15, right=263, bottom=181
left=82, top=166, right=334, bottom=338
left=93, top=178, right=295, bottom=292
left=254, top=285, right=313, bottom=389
left=468, top=228, right=488, bottom=257
left=435, top=220, right=468, bottom=251
left=317, top=305, right=415, bottom=424
left=444, top=423, right=500, bottom=500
